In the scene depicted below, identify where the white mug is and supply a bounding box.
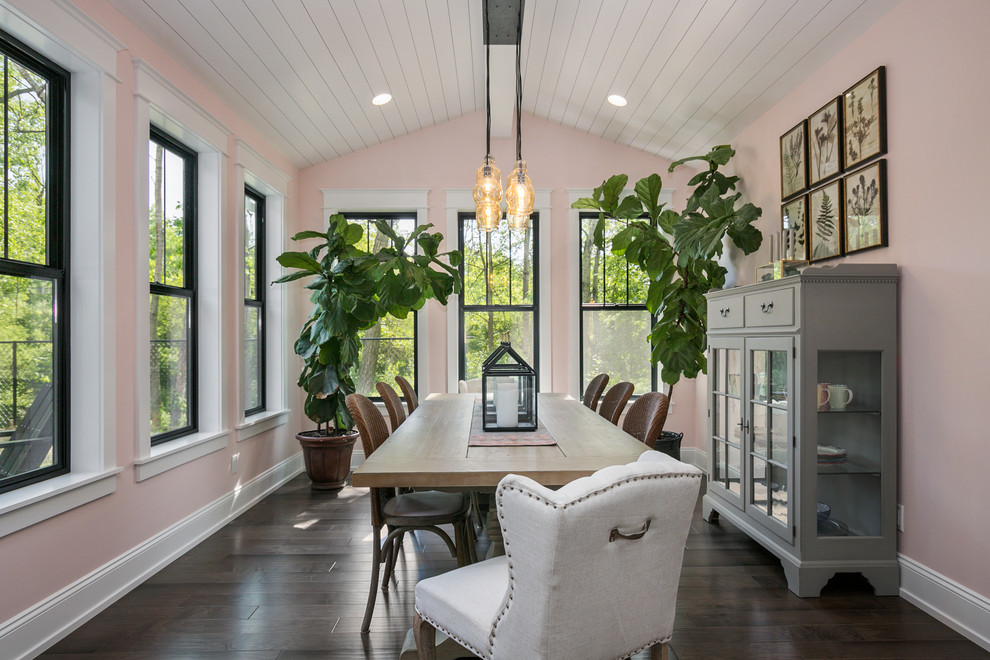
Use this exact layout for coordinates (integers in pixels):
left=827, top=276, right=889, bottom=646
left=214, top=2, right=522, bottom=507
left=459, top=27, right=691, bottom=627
left=826, top=384, right=854, bottom=411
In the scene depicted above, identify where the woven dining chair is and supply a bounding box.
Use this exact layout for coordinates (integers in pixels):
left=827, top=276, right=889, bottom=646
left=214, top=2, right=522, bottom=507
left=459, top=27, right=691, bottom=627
left=345, top=393, right=475, bottom=634
left=395, top=375, right=418, bottom=415
left=598, top=381, right=634, bottom=425
left=581, top=373, right=609, bottom=412
left=376, top=381, right=407, bottom=430
left=622, top=392, right=670, bottom=449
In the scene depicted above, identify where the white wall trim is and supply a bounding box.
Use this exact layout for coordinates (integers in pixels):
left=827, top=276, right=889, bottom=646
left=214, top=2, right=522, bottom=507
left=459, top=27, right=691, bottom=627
left=899, top=554, right=990, bottom=652
left=235, top=138, right=291, bottom=195
left=133, top=59, right=231, bottom=154
left=0, top=0, right=124, bottom=75
left=133, top=431, right=230, bottom=482
left=0, top=453, right=305, bottom=660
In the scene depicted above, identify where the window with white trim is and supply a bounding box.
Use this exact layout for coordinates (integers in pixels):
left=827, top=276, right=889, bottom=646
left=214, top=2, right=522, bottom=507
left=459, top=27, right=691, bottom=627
left=243, top=185, right=265, bottom=416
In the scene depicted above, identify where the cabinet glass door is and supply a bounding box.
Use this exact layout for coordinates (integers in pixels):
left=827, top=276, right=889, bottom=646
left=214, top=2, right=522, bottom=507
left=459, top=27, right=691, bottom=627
left=709, top=341, right=743, bottom=505
left=816, top=351, right=883, bottom=537
left=747, top=338, right=792, bottom=539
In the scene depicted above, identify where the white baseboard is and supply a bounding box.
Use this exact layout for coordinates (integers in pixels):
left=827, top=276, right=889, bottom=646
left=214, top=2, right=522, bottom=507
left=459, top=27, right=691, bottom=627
left=0, top=452, right=305, bottom=660
left=899, top=553, right=990, bottom=652
left=681, top=446, right=707, bottom=472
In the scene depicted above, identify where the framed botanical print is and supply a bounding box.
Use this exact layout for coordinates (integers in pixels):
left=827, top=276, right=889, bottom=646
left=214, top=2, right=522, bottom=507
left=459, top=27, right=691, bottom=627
left=780, top=120, right=807, bottom=199
left=844, top=160, right=887, bottom=254
left=843, top=66, right=886, bottom=168
left=781, top=196, right=808, bottom=261
left=808, top=181, right=843, bottom=262
left=808, top=97, right=842, bottom=185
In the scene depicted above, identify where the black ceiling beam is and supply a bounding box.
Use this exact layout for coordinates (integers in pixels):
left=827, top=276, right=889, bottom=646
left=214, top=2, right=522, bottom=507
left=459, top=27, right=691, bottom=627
left=485, top=0, right=524, bottom=45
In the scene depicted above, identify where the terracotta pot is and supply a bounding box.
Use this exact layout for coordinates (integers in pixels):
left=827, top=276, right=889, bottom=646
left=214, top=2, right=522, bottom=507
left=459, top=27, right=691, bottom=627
left=296, top=429, right=359, bottom=490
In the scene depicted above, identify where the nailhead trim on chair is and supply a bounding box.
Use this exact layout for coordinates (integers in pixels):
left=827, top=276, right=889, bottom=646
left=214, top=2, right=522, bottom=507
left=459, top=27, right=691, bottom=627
left=488, top=470, right=701, bottom=656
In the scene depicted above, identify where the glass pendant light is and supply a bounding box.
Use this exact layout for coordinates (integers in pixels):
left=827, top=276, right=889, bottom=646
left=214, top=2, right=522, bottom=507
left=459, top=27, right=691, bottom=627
left=473, top=0, right=502, bottom=231
left=505, top=0, right=533, bottom=230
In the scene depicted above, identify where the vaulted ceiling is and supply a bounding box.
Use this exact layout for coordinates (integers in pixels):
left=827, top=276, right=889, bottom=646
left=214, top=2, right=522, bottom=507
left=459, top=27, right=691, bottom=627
left=108, top=0, right=899, bottom=169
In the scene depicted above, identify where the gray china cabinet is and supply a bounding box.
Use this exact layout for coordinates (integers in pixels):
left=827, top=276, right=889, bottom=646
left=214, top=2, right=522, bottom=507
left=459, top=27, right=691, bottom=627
left=703, top=263, right=898, bottom=597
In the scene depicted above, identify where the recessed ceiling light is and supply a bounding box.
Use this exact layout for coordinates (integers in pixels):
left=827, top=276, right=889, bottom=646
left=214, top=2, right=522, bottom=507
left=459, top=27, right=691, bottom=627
left=607, top=94, right=627, bottom=107
left=372, top=93, right=392, bottom=106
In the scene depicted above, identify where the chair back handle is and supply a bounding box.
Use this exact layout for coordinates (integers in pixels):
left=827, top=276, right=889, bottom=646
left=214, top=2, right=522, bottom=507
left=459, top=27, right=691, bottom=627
left=609, top=519, right=651, bottom=542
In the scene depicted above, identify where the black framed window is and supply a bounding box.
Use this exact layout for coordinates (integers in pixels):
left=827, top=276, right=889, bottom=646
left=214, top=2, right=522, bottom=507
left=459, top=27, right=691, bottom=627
left=343, top=213, right=418, bottom=399
left=0, top=31, right=69, bottom=493
left=579, top=212, right=656, bottom=395
left=149, top=127, right=197, bottom=444
left=244, top=186, right=265, bottom=416
left=459, top=213, right=538, bottom=381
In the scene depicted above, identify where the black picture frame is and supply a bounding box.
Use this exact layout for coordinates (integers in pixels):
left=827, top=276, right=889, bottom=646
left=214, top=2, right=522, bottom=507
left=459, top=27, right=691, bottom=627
left=780, top=120, right=808, bottom=200
left=843, top=159, right=887, bottom=255
left=808, top=180, right=843, bottom=263
left=781, top=195, right=809, bottom=262
left=843, top=66, right=886, bottom=169
left=808, top=96, right=843, bottom=185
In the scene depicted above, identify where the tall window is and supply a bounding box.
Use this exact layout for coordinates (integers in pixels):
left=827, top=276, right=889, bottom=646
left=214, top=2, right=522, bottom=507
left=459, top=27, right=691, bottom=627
left=344, top=213, right=417, bottom=398
left=459, top=214, right=538, bottom=380
left=149, top=128, right=197, bottom=444
left=0, top=33, right=69, bottom=493
left=579, top=212, right=656, bottom=394
left=243, top=186, right=265, bottom=416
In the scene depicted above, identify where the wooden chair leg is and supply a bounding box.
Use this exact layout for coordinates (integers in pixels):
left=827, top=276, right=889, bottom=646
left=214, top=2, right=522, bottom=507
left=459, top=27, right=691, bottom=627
left=650, top=641, right=668, bottom=660
left=382, top=530, right=404, bottom=591
left=413, top=611, right=437, bottom=660
left=454, top=520, right=466, bottom=567
left=361, top=526, right=382, bottom=634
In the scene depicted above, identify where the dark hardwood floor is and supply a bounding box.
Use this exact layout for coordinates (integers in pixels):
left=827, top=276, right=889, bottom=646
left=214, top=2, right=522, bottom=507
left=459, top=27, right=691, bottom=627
left=42, top=475, right=988, bottom=660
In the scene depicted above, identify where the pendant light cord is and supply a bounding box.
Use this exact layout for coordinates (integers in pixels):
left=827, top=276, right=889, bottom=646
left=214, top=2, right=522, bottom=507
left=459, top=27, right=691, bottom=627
left=515, top=0, right=523, bottom=162
left=484, top=0, right=492, bottom=157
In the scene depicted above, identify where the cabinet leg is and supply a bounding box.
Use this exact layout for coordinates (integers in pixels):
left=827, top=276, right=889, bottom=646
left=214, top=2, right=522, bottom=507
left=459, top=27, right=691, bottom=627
left=861, top=565, right=900, bottom=596
left=782, top=561, right=835, bottom=598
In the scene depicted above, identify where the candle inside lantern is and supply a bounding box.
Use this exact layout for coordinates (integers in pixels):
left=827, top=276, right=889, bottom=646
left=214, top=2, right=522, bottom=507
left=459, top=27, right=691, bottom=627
left=495, top=379, right=519, bottom=428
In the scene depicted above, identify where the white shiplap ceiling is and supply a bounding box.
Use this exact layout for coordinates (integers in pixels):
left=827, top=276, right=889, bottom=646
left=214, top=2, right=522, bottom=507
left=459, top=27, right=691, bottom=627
left=107, top=0, right=899, bottom=169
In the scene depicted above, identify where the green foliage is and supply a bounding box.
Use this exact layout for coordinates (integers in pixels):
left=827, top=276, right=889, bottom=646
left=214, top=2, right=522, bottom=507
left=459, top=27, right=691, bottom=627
left=571, top=145, right=763, bottom=390
left=275, top=214, right=461, bottom=432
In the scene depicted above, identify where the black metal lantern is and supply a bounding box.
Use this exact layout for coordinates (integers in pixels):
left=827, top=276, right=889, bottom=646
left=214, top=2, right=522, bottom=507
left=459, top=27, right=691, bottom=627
left=480, top=342, right=537, bottom=432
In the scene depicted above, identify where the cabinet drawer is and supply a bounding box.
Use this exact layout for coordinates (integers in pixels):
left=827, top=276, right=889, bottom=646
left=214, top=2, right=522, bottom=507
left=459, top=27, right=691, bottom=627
left=744, top=287, right=795, bottom=327
left=708, top=295, right=744, bottom=329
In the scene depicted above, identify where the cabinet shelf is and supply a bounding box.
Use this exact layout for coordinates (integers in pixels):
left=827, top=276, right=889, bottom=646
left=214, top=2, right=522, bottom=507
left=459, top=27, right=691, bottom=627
left=817, top=408, right=881, bottom=415
left=816, top=460, right=880, bottom=476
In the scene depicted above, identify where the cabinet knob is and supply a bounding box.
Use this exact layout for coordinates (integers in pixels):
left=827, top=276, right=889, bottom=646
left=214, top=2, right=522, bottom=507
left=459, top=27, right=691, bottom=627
left=720, top=307, right=730, bottom=317
left=761, top=301, right=774, bottom=313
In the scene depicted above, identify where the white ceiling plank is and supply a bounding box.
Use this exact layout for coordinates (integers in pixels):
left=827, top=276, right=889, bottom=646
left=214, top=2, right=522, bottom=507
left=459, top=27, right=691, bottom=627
left=531, top=0, right=582, bottom=120
left=123, top=0, right=323, bottom=166
left=560, top=0, right=627, bottom=130
left=378, top=0, right=441, bottom=130
left=426, top=0, right=463, bottom=120
left=523, top=0, right=561, bottom=120
left=545, top=0, right=607, bottom=127
left=448, top=0, right=478, bottom=118
left=400, top=0, right=450, bottom=126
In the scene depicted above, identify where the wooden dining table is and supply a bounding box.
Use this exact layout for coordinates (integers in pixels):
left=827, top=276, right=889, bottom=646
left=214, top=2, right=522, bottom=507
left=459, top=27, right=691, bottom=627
left=351, top=392, right=648, bottom=490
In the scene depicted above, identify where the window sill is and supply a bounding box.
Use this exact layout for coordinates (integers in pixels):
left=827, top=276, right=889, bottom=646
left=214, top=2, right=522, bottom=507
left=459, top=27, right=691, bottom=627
left=134, top=430, right=229, bottom=482
left=236, top=409, right=290, bottom=441
left=0, top=468, right=122, bottom=538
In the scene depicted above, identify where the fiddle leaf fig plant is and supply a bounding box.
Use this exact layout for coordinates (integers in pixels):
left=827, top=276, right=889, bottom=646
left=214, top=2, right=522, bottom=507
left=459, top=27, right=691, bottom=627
left=572, top=145, right=762, bottom=397
left=275, top=214, right=461, bottom=434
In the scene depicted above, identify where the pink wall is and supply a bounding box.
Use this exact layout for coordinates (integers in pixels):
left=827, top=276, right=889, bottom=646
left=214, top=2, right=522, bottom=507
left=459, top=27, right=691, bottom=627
left=299, top=111, right=701, bottom=438
left=0, top=1, right=303, bottom=622
left=725, top=0, right=990, bottom=598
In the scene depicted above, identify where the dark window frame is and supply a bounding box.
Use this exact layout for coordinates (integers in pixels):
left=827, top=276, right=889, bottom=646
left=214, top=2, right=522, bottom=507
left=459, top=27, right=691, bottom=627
left=457, top=213, right=540, bottom=386
left=149, top=126, right=198, bottom=445
left=0, top=29, right=70, bottom=494
left=341, top=212, right=419, bottom=401
left=578, top=211, right=658, bottom=394
left=244, top=185, right=266, bottom=416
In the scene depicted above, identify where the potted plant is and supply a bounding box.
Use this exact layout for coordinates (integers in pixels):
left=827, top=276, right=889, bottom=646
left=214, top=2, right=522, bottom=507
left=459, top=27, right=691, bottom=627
left=275, top=214, right=461, bottom=489
left=572, top=145, right=763, bottom=453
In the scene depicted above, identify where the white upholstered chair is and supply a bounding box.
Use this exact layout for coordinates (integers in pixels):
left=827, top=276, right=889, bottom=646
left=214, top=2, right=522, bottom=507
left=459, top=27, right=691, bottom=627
left=413, top=451, right=702, bottom=660
left=457, top=378, right=482, bottom=394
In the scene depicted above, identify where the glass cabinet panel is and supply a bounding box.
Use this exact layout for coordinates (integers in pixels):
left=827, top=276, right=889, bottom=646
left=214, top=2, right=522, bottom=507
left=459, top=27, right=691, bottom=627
left=816, top=351, right=883, bottom=537
left=748, top=344, right=790, bottom=533
left=710, top=345, right=742, bottom=499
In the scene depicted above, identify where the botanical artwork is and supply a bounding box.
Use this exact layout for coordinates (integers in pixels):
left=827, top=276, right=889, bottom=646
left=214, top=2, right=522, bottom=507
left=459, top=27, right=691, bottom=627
left=780, top=121, right=807, bottom=199
left=844, top=160, right=886, bottom=254
left=809, top=98, right=841, bottom=185
left=809, top=181, right=842, bottom=262
left=781, top=196, right=807, bottom=261
left=843, top=67, right=886, bottom=168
